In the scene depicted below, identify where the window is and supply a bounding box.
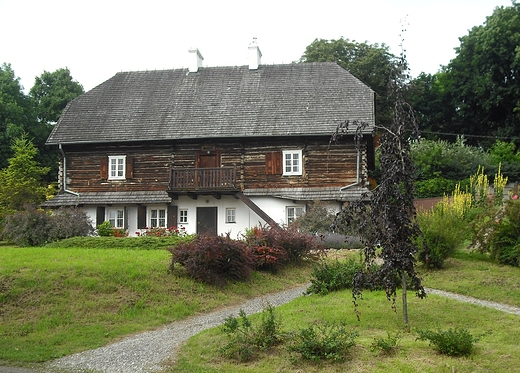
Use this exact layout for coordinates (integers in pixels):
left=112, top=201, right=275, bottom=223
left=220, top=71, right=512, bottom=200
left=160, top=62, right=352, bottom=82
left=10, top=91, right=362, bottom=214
left=282, top=150, right=302, bottom=176
left=226, top=208, right=236, bottom=223
left=108, top=155, right=126, bottom=180
left=150, top=209, right=166, bottom=228
left=108, top=208, right=124, bottom=229
left=286, top=206, right=304, bottom=225
left=179, top=209, right=188, bottom=224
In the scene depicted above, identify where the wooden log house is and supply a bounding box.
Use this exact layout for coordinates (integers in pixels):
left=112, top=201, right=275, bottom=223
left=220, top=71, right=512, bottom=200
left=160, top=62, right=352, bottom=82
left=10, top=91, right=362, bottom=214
left=44, top=41, right=375, bottom=237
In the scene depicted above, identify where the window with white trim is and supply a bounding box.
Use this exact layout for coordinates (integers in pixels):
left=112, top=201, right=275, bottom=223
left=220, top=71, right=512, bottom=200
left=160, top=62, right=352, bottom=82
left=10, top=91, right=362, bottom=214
left=282, top=150, right=302, bottom=176
left=286, top=206, right=304, bottom=225
left=108, top=208, right=124, bottom=229
left=108, top=155, right=126, bottom=180
left=179, top=209, right=188, bottom=224
left=226, top=208, right=236, bottom=223
left=150, top=208, right=166, bottom=228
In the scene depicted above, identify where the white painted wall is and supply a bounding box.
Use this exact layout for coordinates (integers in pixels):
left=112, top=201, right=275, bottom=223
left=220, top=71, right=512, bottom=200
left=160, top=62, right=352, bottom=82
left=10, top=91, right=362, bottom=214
left=81, top=196, right=342, bottom=237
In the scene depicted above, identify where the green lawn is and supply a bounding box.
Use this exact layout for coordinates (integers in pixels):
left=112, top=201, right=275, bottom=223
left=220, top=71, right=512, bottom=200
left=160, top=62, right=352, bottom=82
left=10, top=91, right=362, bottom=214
left=1, top=243, right=519, bottom=372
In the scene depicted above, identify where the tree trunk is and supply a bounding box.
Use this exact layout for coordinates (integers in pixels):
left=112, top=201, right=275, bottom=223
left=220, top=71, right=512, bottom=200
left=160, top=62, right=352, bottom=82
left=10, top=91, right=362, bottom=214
left=401, top=270, right=409, bottom=332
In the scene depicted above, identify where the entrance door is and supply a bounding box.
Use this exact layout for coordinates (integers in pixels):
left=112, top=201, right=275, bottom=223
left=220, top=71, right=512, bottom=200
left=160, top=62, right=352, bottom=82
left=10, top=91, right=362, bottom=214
left=197, top=207, right=217, bottom=235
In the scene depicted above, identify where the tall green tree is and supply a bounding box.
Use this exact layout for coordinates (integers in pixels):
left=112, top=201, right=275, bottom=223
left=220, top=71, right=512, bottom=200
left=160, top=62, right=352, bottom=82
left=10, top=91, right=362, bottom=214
left=0, top=134, right=50, bottom=219
left=29, top=68, right=83, bottom=181
left=0, top=63, right=38, bottom=169
left=300, top=38, right=399, bottom=128
left=441, top=2, right=520, bottom=146
left=30, top=67, right=84, bottom=124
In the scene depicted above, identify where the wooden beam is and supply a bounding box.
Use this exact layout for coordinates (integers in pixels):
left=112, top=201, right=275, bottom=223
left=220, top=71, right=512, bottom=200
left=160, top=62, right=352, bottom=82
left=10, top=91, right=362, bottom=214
left=234, top=192, right=280, bottom=229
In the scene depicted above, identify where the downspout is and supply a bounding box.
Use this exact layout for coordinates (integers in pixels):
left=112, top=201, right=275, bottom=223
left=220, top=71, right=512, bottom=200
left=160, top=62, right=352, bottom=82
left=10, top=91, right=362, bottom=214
left=339, top=147, right=361, bottom=191
left=59, top=144, right=80, bottom=196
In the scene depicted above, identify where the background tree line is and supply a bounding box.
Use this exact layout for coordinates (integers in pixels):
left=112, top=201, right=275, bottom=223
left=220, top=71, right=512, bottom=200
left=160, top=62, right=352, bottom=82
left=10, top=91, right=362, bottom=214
left=302, top=2, right=520, bottom=191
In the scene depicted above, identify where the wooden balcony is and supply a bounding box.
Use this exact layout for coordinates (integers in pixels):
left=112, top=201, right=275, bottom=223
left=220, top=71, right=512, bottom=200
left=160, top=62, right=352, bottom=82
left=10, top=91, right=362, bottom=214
left=167, top=167, right=239, bottom=199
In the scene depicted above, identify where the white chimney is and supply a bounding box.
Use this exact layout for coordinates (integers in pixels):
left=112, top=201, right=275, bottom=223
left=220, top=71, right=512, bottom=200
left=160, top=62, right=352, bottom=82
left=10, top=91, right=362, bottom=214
left=248, top=38, right=262, bottom=70
left=188, top=48, right=204, bottom=73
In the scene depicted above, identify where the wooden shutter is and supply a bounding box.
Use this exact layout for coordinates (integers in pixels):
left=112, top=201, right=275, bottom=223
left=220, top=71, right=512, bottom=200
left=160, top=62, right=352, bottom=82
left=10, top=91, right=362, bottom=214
left=126, top=156, right=134, bottom=179
left=100, top=157, right=108, bottom=180
left=265, top=152, right=282, bottom=175
left=168, top=205, right=178, bottom=229
left=96, top=206, right=105, bottom=227
left=137, top=205, right=147, bottom=229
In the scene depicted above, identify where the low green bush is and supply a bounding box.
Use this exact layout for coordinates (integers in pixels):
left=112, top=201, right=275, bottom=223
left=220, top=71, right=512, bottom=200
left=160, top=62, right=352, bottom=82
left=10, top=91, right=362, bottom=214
left=370, top=331, right=403, bottom=355
left=416, top=201, right=469, bottom=269
left=169, top=234, right=254, bottom=285
left=416, top=327, right=487, bottom=356
left=306, top=259, right=364, bottom=295
left=220, top=304, right=283, bottom=362
left=46, top=235, right=192, bottom=250
left=288, top=321, right=358, bottom=361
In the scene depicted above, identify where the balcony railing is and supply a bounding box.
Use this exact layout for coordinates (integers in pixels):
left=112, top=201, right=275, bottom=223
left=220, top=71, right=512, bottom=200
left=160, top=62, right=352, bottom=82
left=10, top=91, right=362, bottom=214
left=168, top=167, right=238, bottom=191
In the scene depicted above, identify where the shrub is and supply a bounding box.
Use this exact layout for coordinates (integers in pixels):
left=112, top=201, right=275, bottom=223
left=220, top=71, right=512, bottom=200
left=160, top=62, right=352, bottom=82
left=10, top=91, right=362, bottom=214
left=474, top=199, right=520, bottom=266
left=97, top=221, right=113, bottom=237
left=291, top=200, right=335, bottom=234
left=306, top=259, right=364, bottom=295
left=220, top=304, right=283, bottom=362
left=416, top=327, right=487, bottom=356
left=244, top=225, right=325, bottom=264
left=288, top=321, right=358, bottom=361
left=370, top=331, right=403, bottom=355
left=249, top=245, right=287, bottom=272
left=46, top=235, right=193, bottom=250
left=169, top=234, right=254, bottom=285
left=1, top=206, right=54, bottom=246
left=49, top=207, right=95, bottom=239
left=416, top=190, right=472, bottom=269
left=1, top=206, right=94, bottom=246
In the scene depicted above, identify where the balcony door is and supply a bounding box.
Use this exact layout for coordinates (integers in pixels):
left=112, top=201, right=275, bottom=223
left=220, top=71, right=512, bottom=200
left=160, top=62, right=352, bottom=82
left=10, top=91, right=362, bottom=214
left=196, top=150, right=220, bottom=189
left=197, top=207, right=217, bottom=235
left=197, top=151, right=219, bottom=168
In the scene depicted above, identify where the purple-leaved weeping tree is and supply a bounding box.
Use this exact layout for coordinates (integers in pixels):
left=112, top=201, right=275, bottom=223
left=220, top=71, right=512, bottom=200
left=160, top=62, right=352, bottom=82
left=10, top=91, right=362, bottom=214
left=333, top=37, right=427, bottom=331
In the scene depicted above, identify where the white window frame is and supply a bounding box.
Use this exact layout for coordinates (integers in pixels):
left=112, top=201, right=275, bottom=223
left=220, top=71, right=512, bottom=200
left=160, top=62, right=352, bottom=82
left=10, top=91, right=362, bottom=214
left=108, top=155, right=126, bottom=180
left=226, top=208, right=236, bottom=223
left=286, top=206, right=304, bottom=225
left=149, top=208, right=167, bottom=228
left=179, top=209, right=188, bottom=224
left=282, top=150, right=302, bottom=176
left=108, top=208, right=124, bottom=229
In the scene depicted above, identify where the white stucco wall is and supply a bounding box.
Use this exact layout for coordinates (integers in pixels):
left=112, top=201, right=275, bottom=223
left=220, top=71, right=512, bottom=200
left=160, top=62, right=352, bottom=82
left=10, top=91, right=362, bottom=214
left=81, top=196, right=343, bottom=237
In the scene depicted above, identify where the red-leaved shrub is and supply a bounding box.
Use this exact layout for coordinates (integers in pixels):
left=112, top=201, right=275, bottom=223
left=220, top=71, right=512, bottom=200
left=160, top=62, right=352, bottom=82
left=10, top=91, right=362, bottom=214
left=245, top=225, right=325, bottom=264
left=169, top=234, right=254, bottom=285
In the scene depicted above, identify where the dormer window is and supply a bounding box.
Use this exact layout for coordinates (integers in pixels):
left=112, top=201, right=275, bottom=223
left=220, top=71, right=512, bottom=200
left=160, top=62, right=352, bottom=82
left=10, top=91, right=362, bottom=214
left=108, top=155, right=126, bottom=180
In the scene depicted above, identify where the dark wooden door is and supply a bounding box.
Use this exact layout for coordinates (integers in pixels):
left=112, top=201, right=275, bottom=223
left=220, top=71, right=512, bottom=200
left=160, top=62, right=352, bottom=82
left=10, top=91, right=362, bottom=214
left=197, top=207, right=217, bottom=235
left=196, top=151, right=220, bottom=188
left=198, top=153, right=219, bottom=168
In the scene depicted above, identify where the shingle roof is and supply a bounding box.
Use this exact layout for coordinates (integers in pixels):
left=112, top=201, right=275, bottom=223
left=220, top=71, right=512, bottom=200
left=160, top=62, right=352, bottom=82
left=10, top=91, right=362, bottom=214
left=47, top=63, right=375, bottom=145
left=244, top=186, right=370, bottom=202
left=42, top=191, right=172, bottom=207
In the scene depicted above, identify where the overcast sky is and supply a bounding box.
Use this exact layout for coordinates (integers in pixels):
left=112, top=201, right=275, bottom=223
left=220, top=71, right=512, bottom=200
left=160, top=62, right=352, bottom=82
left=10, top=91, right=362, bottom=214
left=0, top=0, right=513, bottom=93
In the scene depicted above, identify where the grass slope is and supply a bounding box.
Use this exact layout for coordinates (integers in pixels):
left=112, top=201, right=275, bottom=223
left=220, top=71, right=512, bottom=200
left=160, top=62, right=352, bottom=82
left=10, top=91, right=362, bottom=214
left=0, top=245, right=313, bottom=363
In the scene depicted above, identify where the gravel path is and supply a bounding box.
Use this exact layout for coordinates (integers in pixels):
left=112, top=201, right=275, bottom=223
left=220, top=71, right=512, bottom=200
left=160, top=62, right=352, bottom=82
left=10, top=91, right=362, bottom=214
left=425, top=288, right=520, bottom=316
left=46, top=284, right=310, bottom=373
left=3, top=285, right=518, bottom=373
